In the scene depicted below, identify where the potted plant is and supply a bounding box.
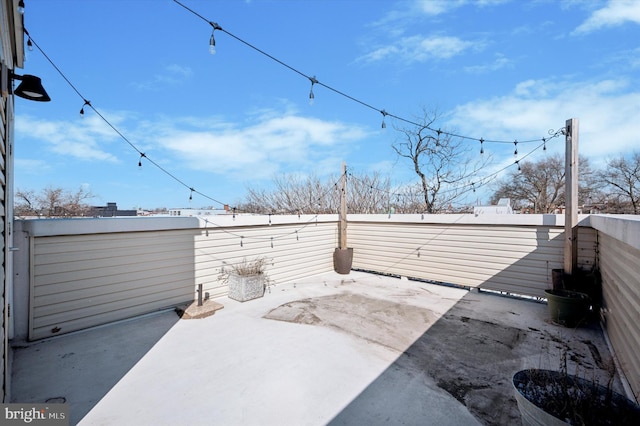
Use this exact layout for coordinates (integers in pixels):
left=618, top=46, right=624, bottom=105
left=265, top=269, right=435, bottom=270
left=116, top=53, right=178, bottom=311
left=545, top=268, right=597, bottom=327
left=513, top=368, right=640, bottom=425
left=222, top=257, right=269, bottom=302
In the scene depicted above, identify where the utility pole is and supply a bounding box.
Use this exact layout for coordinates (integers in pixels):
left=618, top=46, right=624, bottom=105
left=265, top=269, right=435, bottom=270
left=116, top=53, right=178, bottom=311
left=564, top=118, right=579, bottom=276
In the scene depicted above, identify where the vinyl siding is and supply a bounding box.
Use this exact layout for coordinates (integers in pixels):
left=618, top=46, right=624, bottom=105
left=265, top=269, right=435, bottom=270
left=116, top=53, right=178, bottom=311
left=349, top=218, right=596, bottom=298
left=597, top=230, right=640, bottom=401
left=28, top=217, right=337, bottom=340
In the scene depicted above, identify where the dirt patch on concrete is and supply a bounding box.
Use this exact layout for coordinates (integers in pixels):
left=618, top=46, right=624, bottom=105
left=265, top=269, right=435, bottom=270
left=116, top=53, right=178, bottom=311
left=266, top=291, right=612, bottom=425
left=264, top=292, right=437, bottom=352
left=401, top=312, right=612, bottom=425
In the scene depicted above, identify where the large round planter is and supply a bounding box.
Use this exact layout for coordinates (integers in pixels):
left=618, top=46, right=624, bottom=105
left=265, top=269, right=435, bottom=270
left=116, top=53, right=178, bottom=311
left=513, top=369, right=640, bottom=426
left=544, top=289, right=590, bottom=327
left=333, top=247, right=353, bottom=275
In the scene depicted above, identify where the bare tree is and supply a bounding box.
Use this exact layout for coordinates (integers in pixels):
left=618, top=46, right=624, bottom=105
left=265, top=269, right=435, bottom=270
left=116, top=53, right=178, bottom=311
left=15, top=186, right=95, bottom=218
left=239, top=171, right=392, bottom=214
left=392, top=109, right=488, bottom=213
left=595, top=152, right=640, bottom=214
left=491, top=154, right=595, bottom=213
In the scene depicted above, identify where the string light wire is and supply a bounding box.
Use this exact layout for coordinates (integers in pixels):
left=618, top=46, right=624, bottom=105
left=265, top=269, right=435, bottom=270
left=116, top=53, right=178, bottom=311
left=24, top=28, right=228, bottom=208
left=172, top=0, right=558, bottom=146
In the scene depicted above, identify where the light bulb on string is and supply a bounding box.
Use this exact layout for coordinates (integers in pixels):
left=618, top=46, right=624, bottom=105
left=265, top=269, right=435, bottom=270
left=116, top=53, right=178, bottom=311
left=17, top=0, right=24, bottom=14
left=542, top=138, right=547, bottom=152
left=479, top=138, right=484, bottom=155
left=208, top=21, right=221, bottom=55
left=516, top=160, right=521, bottom=173
left=209, top=31, right=216, bottom=54
left=513, top=140, right=519, bottom=157
left=308, top=76, right=318, bottom=105
left=138, top=153, right=146, bottom=168
left=79, top=100, right=91, bottom=117
left=189, top=188, right=195, bottom=202
left=27, top=38, right=33, bottom=51
left=380, top=109, right=388, bottom=129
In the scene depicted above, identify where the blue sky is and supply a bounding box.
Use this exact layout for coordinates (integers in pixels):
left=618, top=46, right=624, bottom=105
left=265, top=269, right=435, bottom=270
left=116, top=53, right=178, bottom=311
left=14, top=0, right=640, bottom=210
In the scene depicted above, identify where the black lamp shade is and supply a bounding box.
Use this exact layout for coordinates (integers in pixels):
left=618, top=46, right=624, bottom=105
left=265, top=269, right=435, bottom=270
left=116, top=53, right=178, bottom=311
left=14, top=75, right=51, bottom=102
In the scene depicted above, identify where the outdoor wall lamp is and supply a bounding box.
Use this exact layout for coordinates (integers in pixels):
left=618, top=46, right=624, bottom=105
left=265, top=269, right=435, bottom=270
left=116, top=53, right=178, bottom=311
left=10, top=72, right=51, bottom=102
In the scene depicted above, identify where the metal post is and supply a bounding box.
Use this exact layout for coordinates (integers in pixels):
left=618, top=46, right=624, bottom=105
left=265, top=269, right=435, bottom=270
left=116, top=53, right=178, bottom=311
left=564, top=118, right=579, bottom=276
left=197, top=283, right=203, bottom=306
left=339, top=162, right=347, bottom=249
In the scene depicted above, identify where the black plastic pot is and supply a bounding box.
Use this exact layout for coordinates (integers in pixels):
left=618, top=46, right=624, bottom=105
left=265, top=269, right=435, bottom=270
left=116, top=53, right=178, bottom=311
left=544, top=289, right=590, bottom=327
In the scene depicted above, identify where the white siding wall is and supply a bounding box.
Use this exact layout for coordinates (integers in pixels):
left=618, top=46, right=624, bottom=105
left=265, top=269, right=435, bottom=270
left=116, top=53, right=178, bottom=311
left=590, top=215, right=640, bottom=401
left=30, top=230, right=200, bottom=340
left=1, top=0, right=22, bottom=402
left=19, top=215, right=337, bottom=340
left=348, top=214, right=596, bottom=298
left=194, top=219, right=337, bottom=299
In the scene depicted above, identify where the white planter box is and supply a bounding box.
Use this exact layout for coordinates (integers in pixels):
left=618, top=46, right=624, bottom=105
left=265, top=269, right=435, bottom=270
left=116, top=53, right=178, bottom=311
left=228, top=273, right=265, bottom=302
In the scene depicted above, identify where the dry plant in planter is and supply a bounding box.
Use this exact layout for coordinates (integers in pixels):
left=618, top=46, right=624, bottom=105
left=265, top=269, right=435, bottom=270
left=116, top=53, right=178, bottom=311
left=513, top=353, right=640, bottom=425
left=221, top=257, right=271, bottom=302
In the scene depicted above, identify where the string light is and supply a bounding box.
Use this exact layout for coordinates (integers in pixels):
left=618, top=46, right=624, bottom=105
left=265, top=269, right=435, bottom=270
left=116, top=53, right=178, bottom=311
left=27, top=2, right=566, bottom=219
left=309, top=76, right=317, bottom=105
left=209, top=22, right=221, bottom=54
left=514, top=140, right=518, bottom=157
left=17, top=0, right=25, bottom=15
left=172, top=0, right=558, bottom=149
left=479, top=138, right=484, bottom=155
left=138, top=153, right=146, bottom=168
left=381, top=110, right=388, bottom=129
left=346, top=137, right=551, bottom=208
left=542, top=138, right=547, bottom=151
left=25, top=28, right=232, bottom=211
left=189, top=188, right=195, bottom=202
left=79, top=100, right=91, bottom=117
left=26, top=38, right=33, bottom=51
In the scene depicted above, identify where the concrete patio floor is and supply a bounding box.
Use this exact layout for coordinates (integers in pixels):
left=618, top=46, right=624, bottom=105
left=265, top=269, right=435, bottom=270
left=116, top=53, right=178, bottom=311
left=10, top=271, right=623, bottom=425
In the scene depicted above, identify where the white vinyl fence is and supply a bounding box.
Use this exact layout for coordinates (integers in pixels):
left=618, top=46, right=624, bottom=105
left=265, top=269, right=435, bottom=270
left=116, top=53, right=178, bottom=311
left=590, top=215, right=640, bottom=402
left=13, top=215, right=337, bottom=340
left=348, top=214, right=596, bottom=298
left=10, top=213, right=640, bottom=402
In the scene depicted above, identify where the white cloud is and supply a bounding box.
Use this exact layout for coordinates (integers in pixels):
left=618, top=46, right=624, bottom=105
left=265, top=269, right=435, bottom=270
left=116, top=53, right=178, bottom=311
left=154, top=113, right=368, bottom=179
left=447, top=78, right=640, bottom=163
left=464, top=53, right=513, bottom=73
left=414, top=0, right=508, bottom=16
left=133, top=64, right=193, bottom=90
left=573, top=0, right=640, bottom=34
left=359, top=34, right=479, bottom=63
left=416, top=0, right=466, bottom=16
left=14, top=159, right=51, bottom=175
left=15, top=114, right=120, bottom=162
